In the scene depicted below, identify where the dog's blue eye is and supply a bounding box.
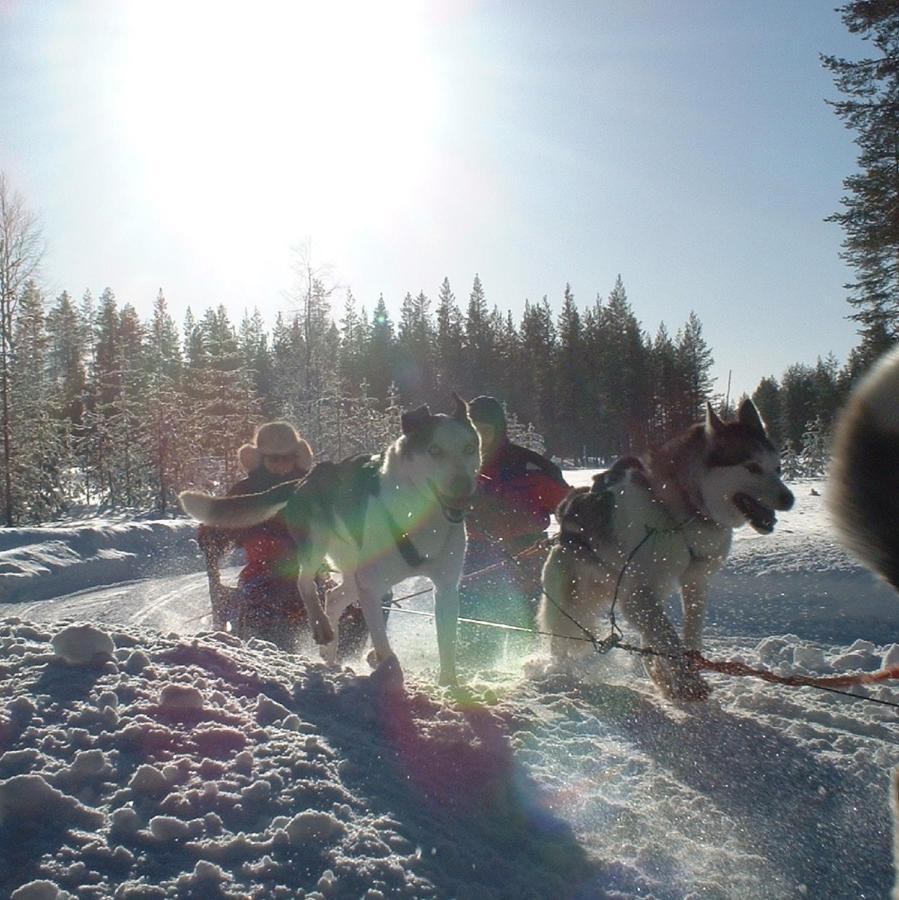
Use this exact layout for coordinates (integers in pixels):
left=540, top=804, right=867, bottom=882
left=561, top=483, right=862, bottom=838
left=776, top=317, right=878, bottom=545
left=464, top=443, right=477, bottom=455
left=745, top=462, right=763, bottom=475
left=428, top=446, right=444, bottom=458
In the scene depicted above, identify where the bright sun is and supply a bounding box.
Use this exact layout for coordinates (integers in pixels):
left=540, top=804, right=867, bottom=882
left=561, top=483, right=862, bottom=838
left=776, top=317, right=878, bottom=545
left=112, top=1, right=442, bottom=264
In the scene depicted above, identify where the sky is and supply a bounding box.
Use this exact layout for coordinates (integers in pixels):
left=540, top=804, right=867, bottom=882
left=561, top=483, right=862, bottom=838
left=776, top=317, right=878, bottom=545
left=0, top=0, right=871, bottom=401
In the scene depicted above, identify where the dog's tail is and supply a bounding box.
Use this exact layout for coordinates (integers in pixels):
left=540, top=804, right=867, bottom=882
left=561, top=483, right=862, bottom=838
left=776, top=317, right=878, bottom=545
left=179, top=479, right=299, bottom=529
left=828, top=347, right=899, bottom=592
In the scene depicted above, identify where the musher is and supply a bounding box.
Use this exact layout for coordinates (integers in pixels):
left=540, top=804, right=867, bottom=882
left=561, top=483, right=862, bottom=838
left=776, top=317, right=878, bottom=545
left=461, top=396, right=571, bottom=663
left=197, top=421, right=369, bottom=655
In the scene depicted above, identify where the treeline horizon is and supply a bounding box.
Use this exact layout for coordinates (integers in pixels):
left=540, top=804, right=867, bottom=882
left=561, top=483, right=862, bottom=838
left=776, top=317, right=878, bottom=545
left=2, top=265, right=871, bottom=525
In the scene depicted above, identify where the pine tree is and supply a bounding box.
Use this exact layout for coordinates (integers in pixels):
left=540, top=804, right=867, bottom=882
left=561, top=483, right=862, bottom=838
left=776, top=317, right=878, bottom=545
left=555, top=284, right=587, bottom=459
left=396, top=290, right=435, bottom=402
left=338, top=289, right=366, bottom=392
left=799, top=416, right=831, bottom=477
left=365, top=294, right=395, bottom=402
left=46, top=290, right=87, bottom=426
left=238, top=307, right=276, bottom=417
left=778, top=363, right=818, bottom=451
left=0, top=174, right=44, bottom=524
left=145, top=290, right=186, bottom=513
left=10, top=281, right=67, bottom=521
left=595, top=277, right=651, bottom=452
left=518, top=298, right=557, bottom=443
left=752, top=376, right=783, bottom=446
left=434, top=277, right=464, bottom=398
left=675, top=310, right=715, bottom=426
left=183, top=305, right=258, bottom=492
left=823, top=3, right=899, bottom=343
left=463, top=274, right=496, bottom=397
left=648, top=322, right=681, bottom=443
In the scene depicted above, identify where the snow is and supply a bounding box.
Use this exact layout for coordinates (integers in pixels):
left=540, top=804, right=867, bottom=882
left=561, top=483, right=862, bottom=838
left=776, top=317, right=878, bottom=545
left=0, top=475, right=898, bottom=897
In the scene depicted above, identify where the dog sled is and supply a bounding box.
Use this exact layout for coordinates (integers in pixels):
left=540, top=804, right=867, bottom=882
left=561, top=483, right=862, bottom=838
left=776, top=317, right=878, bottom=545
left=197, top=525, right=371, bottom=657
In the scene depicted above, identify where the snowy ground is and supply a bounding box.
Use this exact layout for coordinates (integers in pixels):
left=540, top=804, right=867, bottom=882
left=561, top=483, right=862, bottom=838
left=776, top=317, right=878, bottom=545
left=2, top=474, right=899, bottom=899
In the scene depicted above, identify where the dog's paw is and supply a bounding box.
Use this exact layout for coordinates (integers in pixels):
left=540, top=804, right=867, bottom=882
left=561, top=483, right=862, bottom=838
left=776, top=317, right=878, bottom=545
left=312, top=618, right=335, bottom=646
left=669, top=672, right=711, bottom=702
left=366, top=648, right=395, bottom=670
left=320, top=640, right=338, bottom=666
left=370, top=653, right=403, bottom=688
left=646, top=657, right=711, bottom=702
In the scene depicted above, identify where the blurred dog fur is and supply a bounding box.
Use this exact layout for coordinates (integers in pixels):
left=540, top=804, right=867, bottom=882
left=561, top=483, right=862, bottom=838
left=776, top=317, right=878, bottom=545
left=826, top=347, right=899, bottom=897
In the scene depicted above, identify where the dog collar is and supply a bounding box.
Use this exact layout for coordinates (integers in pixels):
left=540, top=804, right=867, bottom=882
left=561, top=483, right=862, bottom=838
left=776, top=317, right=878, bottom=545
left=378, top=500, right=429, bottom=569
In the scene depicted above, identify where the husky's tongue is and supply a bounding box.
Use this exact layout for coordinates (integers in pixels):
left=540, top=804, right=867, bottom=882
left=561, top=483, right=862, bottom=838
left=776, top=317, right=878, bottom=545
left=734, top=493, right=776, bottom=534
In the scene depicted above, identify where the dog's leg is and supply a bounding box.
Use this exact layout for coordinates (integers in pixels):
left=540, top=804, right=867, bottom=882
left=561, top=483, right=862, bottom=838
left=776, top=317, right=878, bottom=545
left=356, top=583, right=394, bottom=668
left=621, top=587, right=709, bottom=700
left=680, top=574, right=708, bottom=654
left=432, top=578, right=460, bottom=686
left=319, top=580, right=356, bottom=665
left=298, top=571, right=334, bottom=647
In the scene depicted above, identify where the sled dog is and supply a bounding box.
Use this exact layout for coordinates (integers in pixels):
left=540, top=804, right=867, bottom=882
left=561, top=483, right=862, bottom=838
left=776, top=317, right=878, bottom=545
left=538, top=399, right=794, bottom=700
left=826, top=347, right=899, bottom=896
left=828, top=346, right=899, bottom=595
left=180, top=397, right=480, bottom=686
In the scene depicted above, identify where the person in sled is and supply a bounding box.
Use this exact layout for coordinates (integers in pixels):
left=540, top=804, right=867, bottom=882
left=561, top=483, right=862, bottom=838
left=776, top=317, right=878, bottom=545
left=461, top=396, right=571, bottom=663
left=197, top=421, right=370, bottom=655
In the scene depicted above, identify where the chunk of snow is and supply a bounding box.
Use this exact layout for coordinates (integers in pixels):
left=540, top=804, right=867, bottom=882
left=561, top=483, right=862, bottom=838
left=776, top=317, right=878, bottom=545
left=148, top=815, right=191, bottom=842
left=158, top=683, right=204, bottom=711
left=285, top=810, right=346, bottom=844
left=10, top=881, right=74, bottom=900
left=0, top=773, right=105, bottom=828
left=254, top=694, right=291, bottom=726
left=51, top=624, right=114, bottom=665
left=128, top=764, right=169, bottom=797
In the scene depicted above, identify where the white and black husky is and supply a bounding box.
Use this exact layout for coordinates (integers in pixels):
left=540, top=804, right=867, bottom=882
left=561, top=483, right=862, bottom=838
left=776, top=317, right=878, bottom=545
left=539, top=399, right=794, bottom=700
left=826, top=347, right=899, bottom=897
left=180, top=398, right=480, bottom=686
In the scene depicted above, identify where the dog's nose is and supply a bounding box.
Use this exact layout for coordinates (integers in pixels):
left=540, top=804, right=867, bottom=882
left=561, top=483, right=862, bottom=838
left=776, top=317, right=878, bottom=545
left=779, top=488, right=794, bottom=511
left=450, top=474, right=474, bottom=499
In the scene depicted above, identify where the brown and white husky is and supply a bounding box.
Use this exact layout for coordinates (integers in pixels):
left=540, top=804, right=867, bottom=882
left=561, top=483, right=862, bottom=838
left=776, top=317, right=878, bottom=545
left=538, top=399, right=794, bottom=700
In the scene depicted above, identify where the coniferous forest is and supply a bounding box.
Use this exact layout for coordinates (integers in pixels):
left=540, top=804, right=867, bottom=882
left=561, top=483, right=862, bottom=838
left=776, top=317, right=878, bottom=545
left=0, top=182, right=865, bottom=526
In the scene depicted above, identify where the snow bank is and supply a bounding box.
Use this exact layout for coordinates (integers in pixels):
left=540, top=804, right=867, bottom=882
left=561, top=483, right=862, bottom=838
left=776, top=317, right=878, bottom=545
left=0, top=520, right=200, bottom=606
left=0, top=618, right=595, bottom=899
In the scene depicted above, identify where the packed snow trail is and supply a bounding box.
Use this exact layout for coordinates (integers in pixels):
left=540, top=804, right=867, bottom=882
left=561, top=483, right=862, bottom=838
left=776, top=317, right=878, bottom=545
left=3, top=479, right=899, bottom=896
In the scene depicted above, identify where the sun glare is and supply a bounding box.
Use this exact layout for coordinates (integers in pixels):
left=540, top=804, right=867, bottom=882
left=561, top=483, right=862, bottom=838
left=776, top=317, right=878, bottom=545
left=111, top=1, right=442, bottom=263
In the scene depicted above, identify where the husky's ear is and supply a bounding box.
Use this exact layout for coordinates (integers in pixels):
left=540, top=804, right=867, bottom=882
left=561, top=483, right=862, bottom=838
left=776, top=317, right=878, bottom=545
left=451, top=392, right=470, bottom=422
left=401, top=405, right=432, bottom=435
left=705, top=402, right=725, bottom=436
left=738, top=398, right=766, bottom=437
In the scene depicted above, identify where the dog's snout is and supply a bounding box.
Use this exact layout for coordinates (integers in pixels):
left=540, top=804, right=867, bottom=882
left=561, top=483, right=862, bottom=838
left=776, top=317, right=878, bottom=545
left=450, top=474, right=474, bottom=499
left=779, top=487, right=794, bottom=511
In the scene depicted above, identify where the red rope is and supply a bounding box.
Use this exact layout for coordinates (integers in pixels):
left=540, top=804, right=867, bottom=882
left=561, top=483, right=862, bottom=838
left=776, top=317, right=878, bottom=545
left=687, top=652, right=899, bottom=690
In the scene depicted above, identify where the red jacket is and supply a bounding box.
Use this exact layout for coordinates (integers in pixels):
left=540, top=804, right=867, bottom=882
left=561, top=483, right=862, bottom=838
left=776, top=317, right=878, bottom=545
left=198, top=465, right=308, bottom=587
left=468, top=439, right=570, bottom=548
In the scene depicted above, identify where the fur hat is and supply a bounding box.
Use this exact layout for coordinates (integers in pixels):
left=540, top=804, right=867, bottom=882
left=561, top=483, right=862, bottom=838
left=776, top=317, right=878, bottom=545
left=238, top=421, right=313, bottom=472
left=468, top=395, right=507, bottom=433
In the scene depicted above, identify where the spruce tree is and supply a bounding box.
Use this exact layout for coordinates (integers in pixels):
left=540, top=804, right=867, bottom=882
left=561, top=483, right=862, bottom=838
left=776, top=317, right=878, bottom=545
left=46, top=291, right=87, bottom=427
left=752, top=376, right=783, bottom=446
left=675, top=310, right=715, bottom=426
left=556, top=284, right=587, bottom=460
left=10, top=281, right=67, bottom=521
left=434, top=277, right=464, bottom=398
left=823, top=3, right=899, bottom=345
left=365, top=294, right=395, bottom=402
